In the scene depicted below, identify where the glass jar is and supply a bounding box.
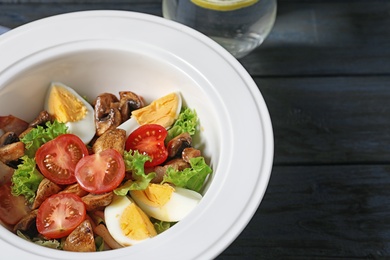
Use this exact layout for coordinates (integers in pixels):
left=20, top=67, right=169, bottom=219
left=162, top=0, right=277, bottom=58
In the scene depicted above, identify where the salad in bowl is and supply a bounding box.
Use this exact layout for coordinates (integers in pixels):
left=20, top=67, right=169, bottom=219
left=0, top=82, right=212, bottom=251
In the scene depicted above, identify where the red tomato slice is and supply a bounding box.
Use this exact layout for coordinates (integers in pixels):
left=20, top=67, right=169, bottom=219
left=125, top=124, right=168, bottom=167
left=75, top=148, right=125, bottom=194
left=35, top=134, right=89, bottom=185
left=0, top=182, right=30, bottom=225
left=36, top=193, right=86, bottom=239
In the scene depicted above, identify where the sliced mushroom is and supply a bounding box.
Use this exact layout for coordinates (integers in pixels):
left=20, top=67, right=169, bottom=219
left=93, top=93, right=122, bottom=136
left=118, top=91, right=144, bottom=122
left=13, top=209, right=38, bottom=232
left=63, top=219, right=96, bottom=252
left=29, top=110, right=53, bottom=127
left=32, top=178, right=62, bottom=210
left=92, top=128, right=126, bottom=156
left=0, top=132, right=25, bottom=168
left=59, top=183, right=89, bottom=197
left=166, top=158, right=191, bottom=170
left=94, top=224, right=123, bottom=249
left=152, top=158, right=190, bottom=183
left=0, top=141, right=25, bottom=164
left=182, top=147, right=201, bottom=163
left=152, top=166, right=167, bottom=183
left=82, top=192, right=114, bottom=211
left=0, top=115, right=29, bottom=136
left=0, top=132, right=19, bottom=147
left=166, top=132, right=192, bottom=158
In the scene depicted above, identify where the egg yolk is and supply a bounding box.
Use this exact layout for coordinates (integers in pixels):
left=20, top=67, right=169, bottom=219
left=131, top=93, right=178, bottom=128
left=120, top=203, right=157, bottom=241
left=47, top=85, right=87, bottom=123
left=131, top=183, right=174, bottom=207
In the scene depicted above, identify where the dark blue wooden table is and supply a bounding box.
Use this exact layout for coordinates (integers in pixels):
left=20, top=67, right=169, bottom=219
left=1, top=0, right=390, bottom=259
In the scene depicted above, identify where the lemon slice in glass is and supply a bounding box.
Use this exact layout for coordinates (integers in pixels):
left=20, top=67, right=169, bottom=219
left=191, top=0, right=259, bottom=11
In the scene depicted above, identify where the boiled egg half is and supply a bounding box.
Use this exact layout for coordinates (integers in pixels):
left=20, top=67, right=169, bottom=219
left=44, top=82, right=95, bottom=144
left=105, top=195, right=157, bottom=246
left=118, top=92, right=182, bottom=137
left=130, top=183, right=202, bottom=222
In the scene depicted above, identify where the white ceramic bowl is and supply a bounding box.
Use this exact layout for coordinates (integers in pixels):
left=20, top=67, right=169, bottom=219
left=0, top=11, right=273, bottom=260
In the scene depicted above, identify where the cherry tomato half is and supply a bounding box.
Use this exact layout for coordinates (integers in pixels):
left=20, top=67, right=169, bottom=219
left=75, top=148, right=125, bottom=194
left=36, top=193, right=86, bottom=239
left=0, top=182, right=30, bottom=225
left=125, top=124, right=168, bottom=168
left=35, top=134, right=89, bottom=185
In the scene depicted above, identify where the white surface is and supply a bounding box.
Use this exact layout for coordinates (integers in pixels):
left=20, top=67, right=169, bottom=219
left=0, top=11, right=274, bottom=260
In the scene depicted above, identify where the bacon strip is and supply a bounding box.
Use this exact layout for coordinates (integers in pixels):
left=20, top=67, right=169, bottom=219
left=0, top=160, right=14, bottom=185
left=0, top=115, right=29, bottom=136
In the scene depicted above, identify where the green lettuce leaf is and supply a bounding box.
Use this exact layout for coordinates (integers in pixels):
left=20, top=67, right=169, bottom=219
left=11, top=155, right=43, bottom=204
left=166, top=108, right=198, bottom=143
left=161, top=156, right=212, bottom=192
left=114, top=150, right=156, bottom=195
left=95, top=236, right=105, bottom=251
left=17, top=230, right=62, bottom=249
left=20, top=120, right=68, bottom=157
left=153, top=219, right=174, bottom=234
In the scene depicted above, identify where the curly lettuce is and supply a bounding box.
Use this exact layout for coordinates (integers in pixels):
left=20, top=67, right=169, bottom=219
left=17, top=230, right=62, bottom=249
left=114, top=150, right=156, bottom=195
left=162, top=156, right=212, bottom=192
left=166, top=108, right=198, bottom=143
left=20, top=120, right=68, bottom=157
left=153, top=219, right=174, bottom=234
left=11, top=155, right=43, bottom=204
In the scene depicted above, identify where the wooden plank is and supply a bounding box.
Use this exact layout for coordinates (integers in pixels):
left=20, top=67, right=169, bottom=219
left=239, top=1, right=390, bottom=76
left=0, top=0, right=160, bottom=3
left=218, top=164, right=390, bottom=259
left=0, top=3, right=162, bottom=28
left=256, top=76, right=390, bottom=165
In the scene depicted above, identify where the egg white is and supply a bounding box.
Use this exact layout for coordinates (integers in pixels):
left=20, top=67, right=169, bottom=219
left=44, top=82, right=96, bottom=144
left=130, top=186, right=202, bottom=222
